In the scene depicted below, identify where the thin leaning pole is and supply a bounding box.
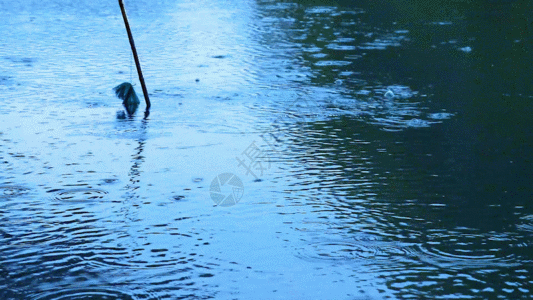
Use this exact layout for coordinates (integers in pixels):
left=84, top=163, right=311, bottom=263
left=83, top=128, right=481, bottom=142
left=118, top=0, right=151, bottom=109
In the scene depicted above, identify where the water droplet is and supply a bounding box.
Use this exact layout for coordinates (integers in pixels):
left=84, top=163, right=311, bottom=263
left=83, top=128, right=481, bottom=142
left=384, top=90, right=395, bottom=99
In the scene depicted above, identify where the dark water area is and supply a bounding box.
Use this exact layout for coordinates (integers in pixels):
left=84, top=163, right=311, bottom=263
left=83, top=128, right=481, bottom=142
left=1, top=0, right=533, bottom=299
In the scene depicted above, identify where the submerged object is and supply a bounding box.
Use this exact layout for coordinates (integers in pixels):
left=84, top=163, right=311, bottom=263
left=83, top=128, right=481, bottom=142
left=113, top=82, right=140, bottom=115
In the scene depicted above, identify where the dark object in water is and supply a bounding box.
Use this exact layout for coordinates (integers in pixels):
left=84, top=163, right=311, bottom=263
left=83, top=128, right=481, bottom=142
left=116, top=110, right=127, bottom=119
left=114, top=82, right=140, bottom=115
left=0, top=229, right=13, bottom=238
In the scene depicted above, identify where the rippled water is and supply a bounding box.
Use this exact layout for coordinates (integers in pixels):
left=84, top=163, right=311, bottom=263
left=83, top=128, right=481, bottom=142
left=1, top=0, right=533, bottom=299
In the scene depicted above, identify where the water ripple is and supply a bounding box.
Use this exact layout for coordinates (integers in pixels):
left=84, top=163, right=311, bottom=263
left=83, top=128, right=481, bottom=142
left=414, top=231, right=521, bottom=270
left=30, top=288, right=151, bottom=300
left=0, top=185, right=30, bottom=198
left=50, top=188, right=109, bottom=203
left=297, top=237, right=414, bottom=263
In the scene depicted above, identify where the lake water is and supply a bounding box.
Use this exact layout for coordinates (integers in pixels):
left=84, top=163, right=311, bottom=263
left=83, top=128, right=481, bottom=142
left=1, top=0, right=532, bottom=299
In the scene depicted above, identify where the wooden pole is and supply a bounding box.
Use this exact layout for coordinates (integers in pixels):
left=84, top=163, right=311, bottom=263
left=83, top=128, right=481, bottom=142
left=118, top=0, right=151, bottom=109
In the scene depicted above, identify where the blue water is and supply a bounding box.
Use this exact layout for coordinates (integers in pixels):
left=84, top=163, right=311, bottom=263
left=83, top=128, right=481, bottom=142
left=1, top=0, right=532, bottom=299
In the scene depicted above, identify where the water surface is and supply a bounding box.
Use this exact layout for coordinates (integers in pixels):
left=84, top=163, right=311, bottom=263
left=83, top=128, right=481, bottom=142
left=1, top=0, right=532, bottom=299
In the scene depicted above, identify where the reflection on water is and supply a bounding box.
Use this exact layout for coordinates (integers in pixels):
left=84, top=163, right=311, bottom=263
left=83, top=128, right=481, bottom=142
left=1, top=0, right=533, bottom=299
